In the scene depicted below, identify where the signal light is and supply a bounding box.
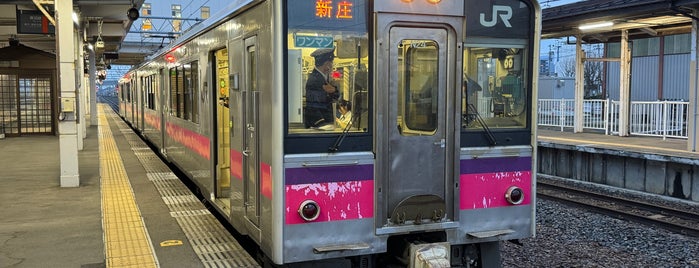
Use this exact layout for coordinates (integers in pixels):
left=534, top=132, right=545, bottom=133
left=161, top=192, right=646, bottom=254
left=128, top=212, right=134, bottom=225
left=299, top=200, right=320, bottom=221
left=505, top=186, right=524, bottom=205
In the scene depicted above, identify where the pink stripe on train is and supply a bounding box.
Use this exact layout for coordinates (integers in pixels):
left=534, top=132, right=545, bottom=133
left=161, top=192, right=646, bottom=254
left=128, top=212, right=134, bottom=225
left=459, top=171, right=532, bottom=210
left=285, top=180, right=374, bottom=224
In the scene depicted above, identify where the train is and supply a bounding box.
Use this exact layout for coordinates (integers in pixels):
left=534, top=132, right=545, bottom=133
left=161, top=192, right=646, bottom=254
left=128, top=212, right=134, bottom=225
left=118, top=0, right=541, bottom=267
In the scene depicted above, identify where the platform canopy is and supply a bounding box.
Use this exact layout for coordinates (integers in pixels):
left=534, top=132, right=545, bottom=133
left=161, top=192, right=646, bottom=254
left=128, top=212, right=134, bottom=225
left=543, top=0, right=699, bottom=43
left=0, top=0, right=147, bottom=65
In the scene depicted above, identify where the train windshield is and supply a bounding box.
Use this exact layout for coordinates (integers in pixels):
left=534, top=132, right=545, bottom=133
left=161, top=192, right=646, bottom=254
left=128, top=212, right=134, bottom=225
left=461, top=1, right=534, bottom=131
left=285, top=0, right=370, bottom=135
left=462, top=45, right=528, bottom=129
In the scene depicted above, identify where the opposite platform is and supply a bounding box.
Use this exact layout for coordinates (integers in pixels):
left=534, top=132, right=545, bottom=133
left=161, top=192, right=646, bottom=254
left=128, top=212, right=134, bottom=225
left=538, top=128, right=699, bottom=160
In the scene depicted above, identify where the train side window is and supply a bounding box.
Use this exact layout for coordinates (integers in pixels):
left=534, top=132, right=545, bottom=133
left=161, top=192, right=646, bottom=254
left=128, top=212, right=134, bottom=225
left=184, top=63, right=193, bottom=120
left=178, top=66, right=185, bottom=118
left=152, top=74, right=157, bottom=110
left=145, top=75, right=156, bottom=110
left=142, top=76, right=148, bottom=109
left=183, top=63, right=191, bottom=120
left=169, top=67, right=181, bottom=117
left=462, top=46, right=528, bottom=130
left=145, top=76, right=150, bottom=109
left=182, top=61, right=200, bottom=123
left=191, top=61, right=199, bottom=123
left=126, top=81, right=131, bottom=102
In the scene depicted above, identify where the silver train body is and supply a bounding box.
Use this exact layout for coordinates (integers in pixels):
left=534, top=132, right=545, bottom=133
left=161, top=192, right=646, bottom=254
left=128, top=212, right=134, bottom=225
left=119, top=0, right=541, bottom=267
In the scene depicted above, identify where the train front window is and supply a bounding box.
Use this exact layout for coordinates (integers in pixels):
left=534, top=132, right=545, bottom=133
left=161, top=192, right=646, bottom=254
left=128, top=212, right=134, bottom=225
left=462, top=46, right=528, bottom=129
left=286, top=0, right=369, bottom=135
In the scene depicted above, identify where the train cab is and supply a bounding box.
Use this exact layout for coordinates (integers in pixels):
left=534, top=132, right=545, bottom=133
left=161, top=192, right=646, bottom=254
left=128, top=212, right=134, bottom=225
left=119, top=0, right=541, bottom=267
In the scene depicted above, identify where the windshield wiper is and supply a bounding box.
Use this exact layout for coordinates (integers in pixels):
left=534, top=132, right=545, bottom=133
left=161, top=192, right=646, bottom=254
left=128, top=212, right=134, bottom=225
left=329, top=113, right=357, bottom=152
left=467, top=103, right=497, bottom=145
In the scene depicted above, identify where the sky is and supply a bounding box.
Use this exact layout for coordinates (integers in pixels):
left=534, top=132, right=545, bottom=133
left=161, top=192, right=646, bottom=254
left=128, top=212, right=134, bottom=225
left=540, top=0, right=588, bottom=75
left=123, top=0, right=230, bottom=44
left=107, top=0, right=229, bottom=82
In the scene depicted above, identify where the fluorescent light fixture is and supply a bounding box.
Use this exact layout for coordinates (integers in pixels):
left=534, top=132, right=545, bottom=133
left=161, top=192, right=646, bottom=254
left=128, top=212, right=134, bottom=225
left=578, top=21, right=613, bottom=30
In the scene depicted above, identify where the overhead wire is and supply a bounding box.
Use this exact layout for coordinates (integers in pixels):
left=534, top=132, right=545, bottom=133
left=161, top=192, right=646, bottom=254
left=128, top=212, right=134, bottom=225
left=185, top=0, right=211, bottom=19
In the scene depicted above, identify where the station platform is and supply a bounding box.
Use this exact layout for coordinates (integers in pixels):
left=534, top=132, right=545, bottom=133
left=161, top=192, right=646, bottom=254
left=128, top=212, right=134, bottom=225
left=537, top=127, right=699, bottom=203
left=0, top=105, right=259, bottom=267
left=537, top=128, right=699, bottom=160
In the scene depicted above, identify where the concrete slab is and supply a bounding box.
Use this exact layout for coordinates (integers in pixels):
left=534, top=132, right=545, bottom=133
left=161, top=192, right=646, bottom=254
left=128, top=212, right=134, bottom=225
left=0, top=128, right=103, bottom=267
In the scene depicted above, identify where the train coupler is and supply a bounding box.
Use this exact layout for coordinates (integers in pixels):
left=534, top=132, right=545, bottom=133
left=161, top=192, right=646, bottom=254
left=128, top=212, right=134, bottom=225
left=408, top=242, right=451, bottom=268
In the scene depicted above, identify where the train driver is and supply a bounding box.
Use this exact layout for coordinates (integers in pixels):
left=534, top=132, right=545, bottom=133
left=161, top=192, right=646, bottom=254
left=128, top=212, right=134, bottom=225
left=304, top=47, right=339, bottom=130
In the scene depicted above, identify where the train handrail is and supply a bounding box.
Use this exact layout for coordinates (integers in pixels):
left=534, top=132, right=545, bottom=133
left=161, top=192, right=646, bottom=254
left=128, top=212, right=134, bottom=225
left=301, top=161, right=360, bottom=167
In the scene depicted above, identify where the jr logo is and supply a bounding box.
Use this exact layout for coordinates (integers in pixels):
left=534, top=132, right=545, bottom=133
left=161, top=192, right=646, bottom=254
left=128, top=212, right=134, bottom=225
left=480, top=5, right=513, bottom=28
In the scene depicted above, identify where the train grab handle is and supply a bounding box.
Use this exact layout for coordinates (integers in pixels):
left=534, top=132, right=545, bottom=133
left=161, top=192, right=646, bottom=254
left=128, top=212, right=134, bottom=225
left=301, top=161, right=359, bottom=167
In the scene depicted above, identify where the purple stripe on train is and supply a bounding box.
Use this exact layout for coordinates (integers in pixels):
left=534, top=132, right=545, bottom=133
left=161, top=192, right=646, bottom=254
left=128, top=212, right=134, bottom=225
left=285, top=164, right=374, bottom=185
left=460, top=157, right=532, bottom=174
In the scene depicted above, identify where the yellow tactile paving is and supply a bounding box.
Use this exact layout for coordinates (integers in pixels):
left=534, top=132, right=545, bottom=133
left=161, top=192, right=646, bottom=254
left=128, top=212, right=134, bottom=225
left=99, top=105, right=159, bottom=268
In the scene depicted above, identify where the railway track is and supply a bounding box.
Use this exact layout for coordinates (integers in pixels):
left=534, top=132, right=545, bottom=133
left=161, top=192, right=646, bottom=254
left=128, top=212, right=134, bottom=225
left=98, top=95, right=120, bottom=112
left=537, top=180, right=699, bottom=237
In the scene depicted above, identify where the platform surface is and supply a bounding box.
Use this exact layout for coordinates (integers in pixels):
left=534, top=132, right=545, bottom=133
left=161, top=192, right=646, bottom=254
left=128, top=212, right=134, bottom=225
left=537, top=128, right=698, bottom=159
left=0, top=105, right=258, bottom=267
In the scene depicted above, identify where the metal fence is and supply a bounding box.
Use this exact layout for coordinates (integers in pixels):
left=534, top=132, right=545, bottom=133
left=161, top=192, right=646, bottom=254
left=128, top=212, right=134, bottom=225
left=537, top=99, right=688, bottom=139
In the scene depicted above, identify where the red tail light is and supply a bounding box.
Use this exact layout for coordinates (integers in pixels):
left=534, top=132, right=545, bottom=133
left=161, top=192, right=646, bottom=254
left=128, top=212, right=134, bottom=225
left=505, top=186, right=524, bottom=205
left=299, top=200, right=320, bottom=221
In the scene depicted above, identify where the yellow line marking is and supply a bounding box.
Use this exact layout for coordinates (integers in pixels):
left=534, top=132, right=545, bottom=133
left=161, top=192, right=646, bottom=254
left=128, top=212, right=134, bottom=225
left=99, top=105, right=158, bottom=268
left=160, top=240, right=183, bottom=247
left=539, top=135, right=699, bottom=156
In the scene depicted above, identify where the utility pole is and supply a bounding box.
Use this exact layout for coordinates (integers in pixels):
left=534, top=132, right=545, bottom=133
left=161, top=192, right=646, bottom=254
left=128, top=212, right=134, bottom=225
left=556, top=39, right=561, bottom=62
left=549, top=44, right=555, bottom=76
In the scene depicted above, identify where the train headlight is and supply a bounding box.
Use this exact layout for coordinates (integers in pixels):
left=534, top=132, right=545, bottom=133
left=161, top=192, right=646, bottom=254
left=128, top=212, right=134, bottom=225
left=505, top=186, right=524, bottom=205
left=298, top=200, right=320, bottom=221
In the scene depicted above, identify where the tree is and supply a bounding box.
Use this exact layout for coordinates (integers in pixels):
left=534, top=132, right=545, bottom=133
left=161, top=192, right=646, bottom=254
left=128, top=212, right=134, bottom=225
left=558, top=57, right=576, bottom=77
left=555, top=47, right=605, bottom=98
left=584, top=59, right=603, bottom=98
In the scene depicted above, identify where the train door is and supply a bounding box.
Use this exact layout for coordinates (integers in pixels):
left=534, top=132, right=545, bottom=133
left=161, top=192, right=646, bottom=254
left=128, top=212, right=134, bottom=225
left=214, top=48, right=231, bottom=207
left=241, top=36, right=260, bottom=227
left=138, top=75, right=145, bottom=131
left=131, top=79, right=137, bottom=124
left=134, top=76, right=139, bottom=131
left=159, top=68, right=166, bottom=154
left=129, top=79, right=135, bottom=123
left=382, top=25, right=455, bottom=226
